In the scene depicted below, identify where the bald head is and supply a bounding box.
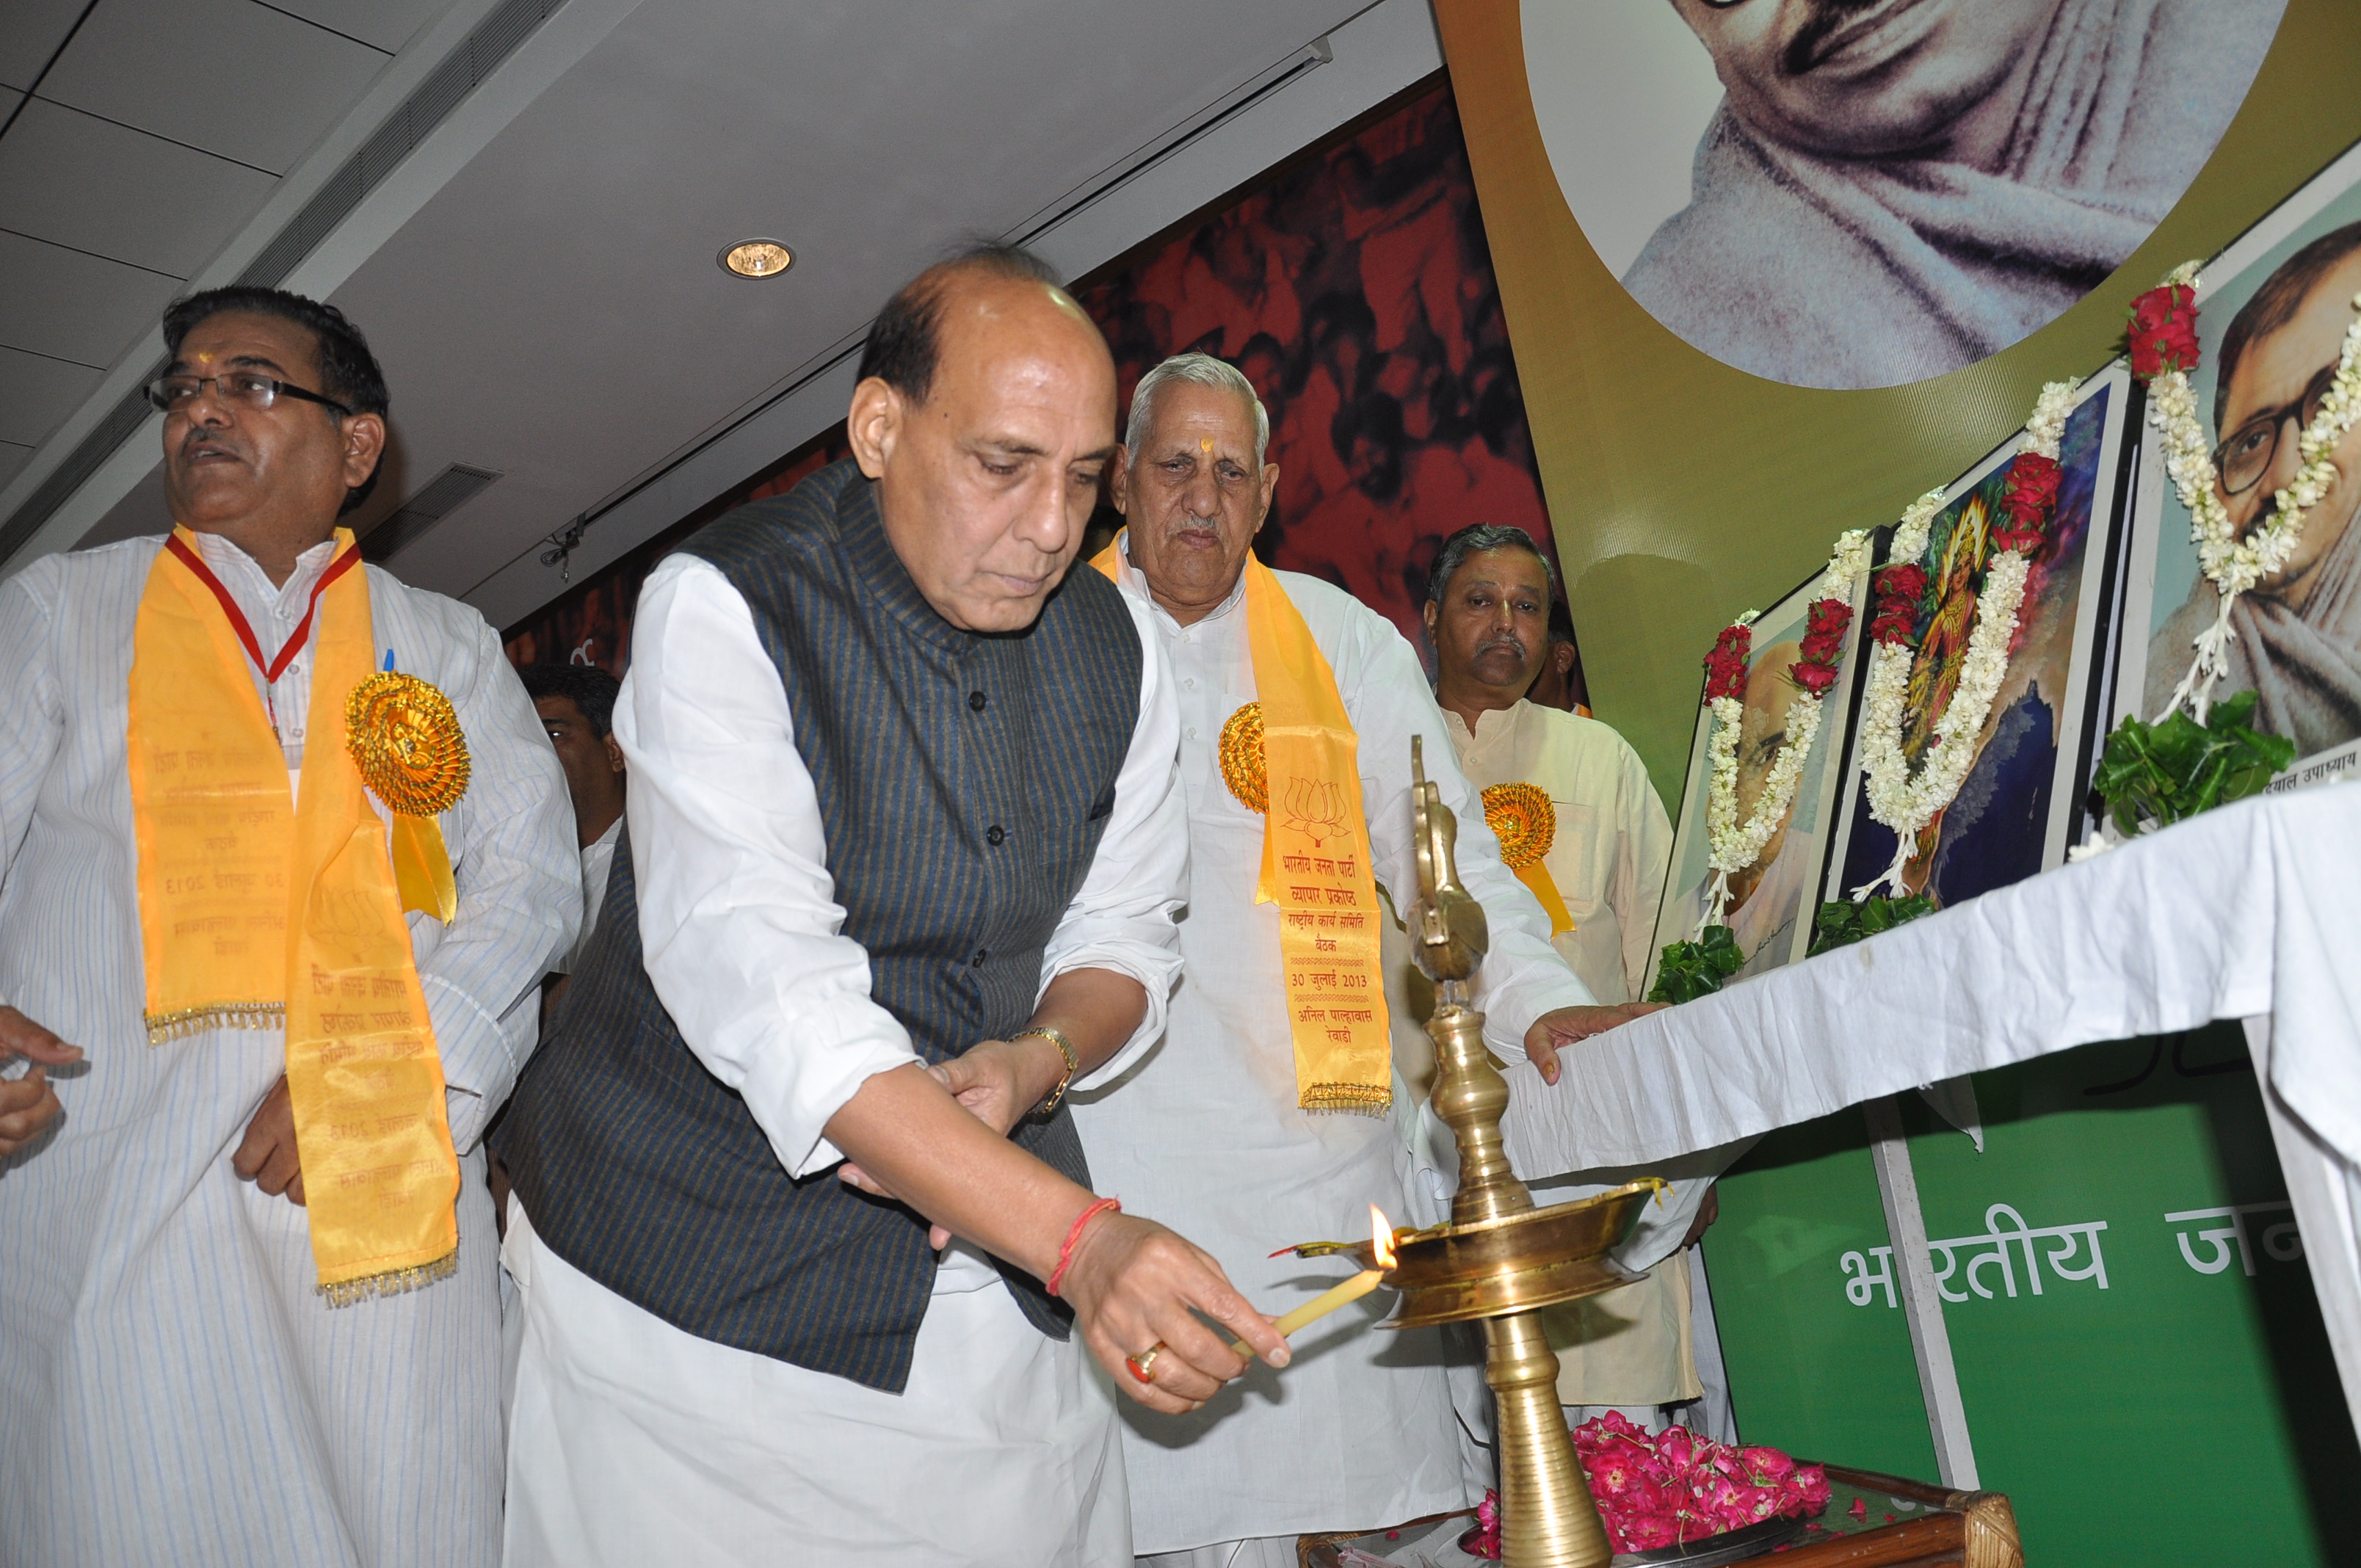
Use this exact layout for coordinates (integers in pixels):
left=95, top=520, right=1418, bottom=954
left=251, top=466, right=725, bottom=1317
left=846, top=245, right=1117, bottom=632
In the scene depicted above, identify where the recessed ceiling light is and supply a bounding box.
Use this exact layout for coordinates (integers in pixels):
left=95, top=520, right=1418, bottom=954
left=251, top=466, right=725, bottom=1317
left=719, top=239, right=794, bottom=279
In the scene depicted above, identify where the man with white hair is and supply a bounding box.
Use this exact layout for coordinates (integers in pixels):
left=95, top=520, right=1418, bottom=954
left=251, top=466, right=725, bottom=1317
left=1071, top=352, right=1656, bottom=1566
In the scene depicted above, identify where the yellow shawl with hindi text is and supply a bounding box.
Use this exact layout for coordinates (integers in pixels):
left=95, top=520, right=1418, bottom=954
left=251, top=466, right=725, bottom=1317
left=128, top=527, right=462, bottom=1301
left=1093, top=537, right=1392, bottom=1114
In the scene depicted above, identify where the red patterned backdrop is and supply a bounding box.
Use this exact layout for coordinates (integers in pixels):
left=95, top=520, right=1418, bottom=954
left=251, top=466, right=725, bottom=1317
left=505, top=81, right=1573, bottom=685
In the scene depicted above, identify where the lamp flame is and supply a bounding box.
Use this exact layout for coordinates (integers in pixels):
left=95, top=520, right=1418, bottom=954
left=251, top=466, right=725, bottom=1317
left=1370, top=1205, right=1397, bottom=1270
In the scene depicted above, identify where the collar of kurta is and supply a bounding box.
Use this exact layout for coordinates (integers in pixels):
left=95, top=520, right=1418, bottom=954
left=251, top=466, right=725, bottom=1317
left=1091, top=533, right=1394, bottom=1114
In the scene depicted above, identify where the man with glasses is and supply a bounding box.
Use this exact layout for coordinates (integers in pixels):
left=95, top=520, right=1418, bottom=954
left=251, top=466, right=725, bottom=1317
left=2144, top=220, right=2361, bottom=754
left=0, top=286, right=576, bottom=1567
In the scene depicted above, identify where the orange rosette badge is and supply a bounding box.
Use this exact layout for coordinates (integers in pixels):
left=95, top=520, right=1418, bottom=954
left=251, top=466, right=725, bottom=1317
left=1481, top=782, right=1556, bottom=870
left=1219, top=702, right=1268, bottom=813
left=347, top=672, right=470, bottom=813
left=346, top=672, right=469, bottom=919
left=1481, top=782, right=1574, bottom=936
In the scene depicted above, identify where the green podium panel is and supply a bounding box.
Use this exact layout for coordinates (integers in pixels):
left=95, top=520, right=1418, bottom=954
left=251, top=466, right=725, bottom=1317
left=1705, top=1024, right=2360, bottom=1565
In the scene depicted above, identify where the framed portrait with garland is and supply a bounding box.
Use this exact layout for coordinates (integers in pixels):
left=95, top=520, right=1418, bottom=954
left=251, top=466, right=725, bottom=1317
left=1822, top=364, right=2138, bottom=912
left=2111, top=135, right=2361, bottom=786
left=1647, top=546, right=1873, bottom=993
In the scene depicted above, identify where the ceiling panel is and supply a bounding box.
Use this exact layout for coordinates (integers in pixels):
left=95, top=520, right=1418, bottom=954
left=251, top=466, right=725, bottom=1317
left=0, top=86, right=21, bottom=120
left=39, top=0, right=1431, bottom=587
left=329, top=0, right=1368, bottom=600
left=0, top=228, right=178, bottom=364
left=0, top=442, right=31, bottom=490
left=40, top=0, right=391, bottom=174
left=0, top=98, right=278, bottom=276
left=0, top=344, right=105, bottom=448
left=269, top=0, right=455, bottom=54
left=0, top=0, right=87, bottom=92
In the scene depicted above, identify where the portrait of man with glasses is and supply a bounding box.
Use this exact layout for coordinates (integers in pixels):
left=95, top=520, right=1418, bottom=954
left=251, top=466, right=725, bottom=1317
left=2144, top=219, right=2361, bottom=755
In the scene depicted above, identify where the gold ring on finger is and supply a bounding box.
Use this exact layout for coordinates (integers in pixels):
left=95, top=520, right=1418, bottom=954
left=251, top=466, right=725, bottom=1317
left=1125, top=1342, right=1164, bottom=1383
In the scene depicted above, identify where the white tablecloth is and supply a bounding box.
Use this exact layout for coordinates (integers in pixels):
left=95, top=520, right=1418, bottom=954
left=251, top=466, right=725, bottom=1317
left=1486, top=785, right=2361, bottom=1433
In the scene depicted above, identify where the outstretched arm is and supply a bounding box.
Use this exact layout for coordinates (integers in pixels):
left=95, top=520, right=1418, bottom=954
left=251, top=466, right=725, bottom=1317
left=824, top=1062, right=1285, bottom=1413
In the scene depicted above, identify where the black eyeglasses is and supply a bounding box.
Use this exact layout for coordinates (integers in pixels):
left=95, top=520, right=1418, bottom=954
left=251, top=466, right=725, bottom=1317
left=144, top=371, right=351, bottom=418
left=2212, top=362, right=2338, bottom=497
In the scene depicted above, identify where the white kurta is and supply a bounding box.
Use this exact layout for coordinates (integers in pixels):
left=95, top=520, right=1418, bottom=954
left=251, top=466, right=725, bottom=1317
left=1442, top=700, right=1695, bottom=1408
left=1073, top=550, right=1590, bottom=1555
left=1441, top=702, right=1672, bottom=1007
left=0, top=534, right=576, bottom=1568
left=503, top=553, right=1187, bottom=1567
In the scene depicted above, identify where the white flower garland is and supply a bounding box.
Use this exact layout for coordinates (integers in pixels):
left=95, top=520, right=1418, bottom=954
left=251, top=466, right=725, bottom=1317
left=1693, top=530, right=1871, bottom=937
left=2143, top=261, right=2361, bottom=721
left=1852, top=381, right=2079, bottom=901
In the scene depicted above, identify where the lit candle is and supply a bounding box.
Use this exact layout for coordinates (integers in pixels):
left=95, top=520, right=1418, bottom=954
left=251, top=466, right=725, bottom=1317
left=1230, top=1269, right=1382, bottom=1357
left=1230, top=1205, right=1397, bottom=1357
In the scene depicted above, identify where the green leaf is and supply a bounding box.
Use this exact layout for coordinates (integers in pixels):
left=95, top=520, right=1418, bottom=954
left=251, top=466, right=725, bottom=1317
left=1808, top=895, right=1936, bottom=957
left=1648, top=926, right=1747, bottom=1003
left=2092, top=695, right=2296, bottom=838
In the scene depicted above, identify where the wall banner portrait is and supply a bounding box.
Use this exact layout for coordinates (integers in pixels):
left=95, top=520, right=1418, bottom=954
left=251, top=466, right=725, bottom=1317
left=1512, top=1, right=2284, bottom=390
left=1824, top=365, right=2136, bottom=910
left=1652, top=558, right=1872, bottom=989
left=2114, top=134, right=2361, bottom=787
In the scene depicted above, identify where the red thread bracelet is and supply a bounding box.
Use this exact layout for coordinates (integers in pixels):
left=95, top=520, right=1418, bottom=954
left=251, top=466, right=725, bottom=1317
left=1045, top=1197, right=1120, bottom=1298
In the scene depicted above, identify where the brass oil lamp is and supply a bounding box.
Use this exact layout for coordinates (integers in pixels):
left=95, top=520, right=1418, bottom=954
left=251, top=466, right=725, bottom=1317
left=1298, top=741, right=1658, bottom=1567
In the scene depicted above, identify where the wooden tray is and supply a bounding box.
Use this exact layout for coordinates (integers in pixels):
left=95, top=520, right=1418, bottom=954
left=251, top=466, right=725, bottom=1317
left=1294, top=1466, right=2020, bottom=1568
left=1768, top=1466, right=2020, bottom=1568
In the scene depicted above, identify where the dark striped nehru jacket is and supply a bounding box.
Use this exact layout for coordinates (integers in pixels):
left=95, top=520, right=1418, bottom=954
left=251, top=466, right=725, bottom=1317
left=495, top=458, right=1144, bottom=1393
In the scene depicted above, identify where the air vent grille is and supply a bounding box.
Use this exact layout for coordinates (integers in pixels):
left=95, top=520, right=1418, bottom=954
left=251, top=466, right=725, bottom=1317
left=0, top=0, right=570, bottom=569
left=363, top=463, right=503, bottom=562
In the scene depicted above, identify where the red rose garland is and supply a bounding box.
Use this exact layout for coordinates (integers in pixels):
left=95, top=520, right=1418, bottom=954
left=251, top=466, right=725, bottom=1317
left=1683, top=531, right=1870, bottom=945
left=1993, top=451, right=2061, bottom=553
left=1702, top=622, right=1751, bottom=703
left=1867, top=562, right=1928, bottom=646
left=1789, top=598, right=1854, bottom=696
left=2123, top=263, right=2361, bottom=725
left=2127, top=280, right=2200, bottom=380
left=1852, top=378, right=2076, bottom=901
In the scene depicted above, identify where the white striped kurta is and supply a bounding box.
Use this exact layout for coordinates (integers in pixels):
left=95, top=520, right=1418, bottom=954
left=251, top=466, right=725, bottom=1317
left=0, top=534, right=576, bottom=1568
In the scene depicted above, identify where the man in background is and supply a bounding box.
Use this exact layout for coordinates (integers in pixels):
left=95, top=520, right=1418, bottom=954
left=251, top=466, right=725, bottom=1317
left=519, top=664, right=626, bottom=978
left=1424, top=523, right=1730, bottom=1440
left=1627, top=0, right=2280, bottom=388
left=2144, top=219, right=2361, bottom=754
left=497, top=664, right=626, bottom=1390
left=1076, top=353, right=1653, bottom=1567
left=1424, top=525, right=1667, bottom=1006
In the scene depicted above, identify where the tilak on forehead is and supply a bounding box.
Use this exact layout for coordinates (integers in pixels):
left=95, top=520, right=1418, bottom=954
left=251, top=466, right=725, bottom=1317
left=1201, top=438, right=1214, bottom=456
